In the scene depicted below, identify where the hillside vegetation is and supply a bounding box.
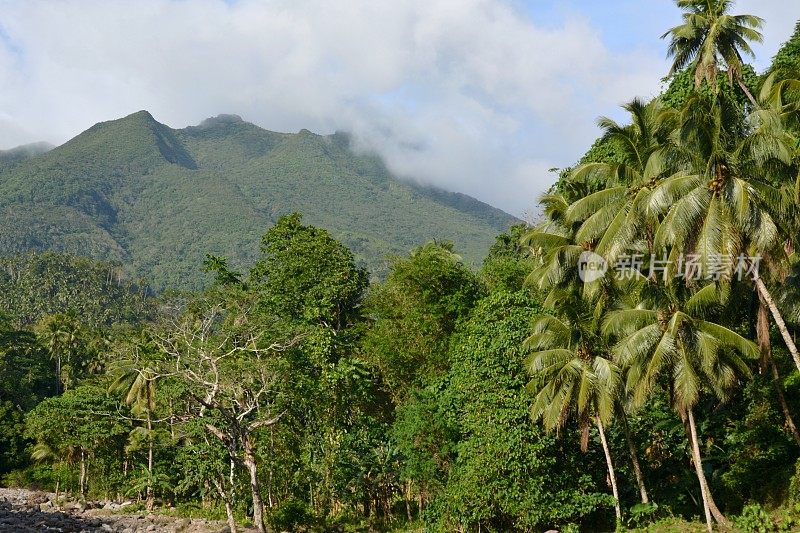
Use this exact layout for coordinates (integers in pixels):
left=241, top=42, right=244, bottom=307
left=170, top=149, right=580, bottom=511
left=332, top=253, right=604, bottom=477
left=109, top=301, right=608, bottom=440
left=0, top=112, right=516, bottom=289
left=4, top=4, right=800, bottom=533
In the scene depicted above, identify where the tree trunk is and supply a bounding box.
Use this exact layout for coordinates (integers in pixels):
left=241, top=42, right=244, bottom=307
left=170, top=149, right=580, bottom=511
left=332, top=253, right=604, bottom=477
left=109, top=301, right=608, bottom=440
left=769, top=356, right=800, bottom=446
left=758, top=297, right=800, bottom=446
left=146, top=412, right=155, bottom=511
left=243, top=436, right=266, bottom=533
left=405, top=480, right=413, bottom=521
left=621, top=412, right=649, bottom=504
left=224, top=500, right=237, bottom=533
left=736, top=77, right=759, bottom=108
left=79, top=450, right=87, bottom=498
left=686, top=409, right=713, bottom=532
left=267, top=427, right=274, bottom=508
left=596, top=417, right=621, bottom=524
left=755, top=277, right=800, bottom=373
left=758, top=296, right=771, bottom=374
left=212, top=477, right=238, bottom=533
left=687, top=408, right=730, bottom=530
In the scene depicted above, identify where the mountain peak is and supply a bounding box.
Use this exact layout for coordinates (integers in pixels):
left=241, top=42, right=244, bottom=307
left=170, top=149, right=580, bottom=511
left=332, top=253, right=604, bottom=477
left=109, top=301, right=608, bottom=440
left=129, top=109, right=156, bottom=119
left=197, top=114, right=246, bottom=129
left=0, top=110, right=516, bottom=289
left=55, top=110, right=196, bottom=170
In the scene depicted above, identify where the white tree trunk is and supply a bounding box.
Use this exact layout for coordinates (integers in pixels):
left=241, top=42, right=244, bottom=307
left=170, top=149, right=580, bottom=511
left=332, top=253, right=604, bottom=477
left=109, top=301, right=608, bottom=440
left=243, top=437, right=266, bottom=533
left=146, top=413, right=154, bottom=511
left=596, top=417, right=621, bottom=523
left=755, top=277, right=800, bottom=373
left=621, top=413, right=649, bottom=504
left=687, top=409, right=713, bottom=532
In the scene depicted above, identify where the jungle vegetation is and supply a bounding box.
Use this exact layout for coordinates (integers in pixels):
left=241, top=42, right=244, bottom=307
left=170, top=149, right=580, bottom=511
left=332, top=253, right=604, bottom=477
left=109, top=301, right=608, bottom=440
left=3, top=2, right=800, bottom=532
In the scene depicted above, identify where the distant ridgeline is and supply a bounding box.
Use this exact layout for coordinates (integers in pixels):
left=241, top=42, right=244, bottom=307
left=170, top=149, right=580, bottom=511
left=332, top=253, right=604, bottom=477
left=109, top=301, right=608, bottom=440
left=0, top=112, right=517, bottom=290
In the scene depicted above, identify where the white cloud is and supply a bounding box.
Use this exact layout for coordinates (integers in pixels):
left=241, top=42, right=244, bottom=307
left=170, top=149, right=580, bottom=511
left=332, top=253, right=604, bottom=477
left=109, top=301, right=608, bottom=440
left=0, top=0, right=796, bottom=215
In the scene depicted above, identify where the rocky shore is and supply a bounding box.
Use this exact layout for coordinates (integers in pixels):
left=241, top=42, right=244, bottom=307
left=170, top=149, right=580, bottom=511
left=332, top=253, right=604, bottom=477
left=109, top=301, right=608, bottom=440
left=0, top=488, right=247, bottom=532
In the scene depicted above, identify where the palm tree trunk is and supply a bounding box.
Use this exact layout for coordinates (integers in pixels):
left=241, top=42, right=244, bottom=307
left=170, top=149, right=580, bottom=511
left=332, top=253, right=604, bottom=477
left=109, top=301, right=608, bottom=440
left=146, top=412, right=154, bottom=511
left=56, top=354, right=61, bottom=395
left=758, top=297, right=800, bottom=446
left=769, top=356, right=800, bottom=446
left=686, top=408, right=713, bottom=533
left=596, top=417, right=621, bottom=524
left=243, top=435, right=266, bottom=533
left=686, top=408, right=729, bottom=530
left=621, top=412, right=649, bottom=504
left=755, top=277, right=800, bottom=373
left=736, top=77, right=759, bottom=108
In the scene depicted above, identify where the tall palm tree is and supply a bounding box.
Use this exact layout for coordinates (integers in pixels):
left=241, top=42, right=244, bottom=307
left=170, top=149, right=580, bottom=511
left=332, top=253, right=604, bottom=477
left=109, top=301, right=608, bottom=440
left=111, top=364, right=158, bottom=509
left=648, top=93, right=800, bottom=373
left=604, top=281, right=758, bottom=532
left=565, top=98, right=676, bottom=264
left=36, top=314, right=84, bottom=393
left=525, top=290, right=623, bottom=523
left=662, top=0, right=764, bottom=106
left=523, top=192, right=585, bottom=295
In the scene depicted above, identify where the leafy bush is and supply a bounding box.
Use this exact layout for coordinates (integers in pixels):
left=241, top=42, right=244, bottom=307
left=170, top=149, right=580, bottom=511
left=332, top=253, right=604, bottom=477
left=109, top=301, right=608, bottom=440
left=626, top=502, right=660, bottom=529
left=790, top=460, right=800, bottom=503
left=734, top=504, right=781, bottom=533
left=268, top=498, right=316, bottom=532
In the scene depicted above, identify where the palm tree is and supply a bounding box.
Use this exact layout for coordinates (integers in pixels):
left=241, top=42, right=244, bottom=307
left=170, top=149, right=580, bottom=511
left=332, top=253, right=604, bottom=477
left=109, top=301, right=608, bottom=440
left=648, top=93, right=800, bottom=374
left=604, top=281, right=758, bottom=532
left=110, top=343, right=160, bottom=511
left=525, top=290, right=623, bottom=523
left=36, top=314, right=84, bottom=393
left=565, top=98, right=676, bottom=263
left=523, top=192, right=585, bottom=295
left=662, top=0, right=764, bottom=106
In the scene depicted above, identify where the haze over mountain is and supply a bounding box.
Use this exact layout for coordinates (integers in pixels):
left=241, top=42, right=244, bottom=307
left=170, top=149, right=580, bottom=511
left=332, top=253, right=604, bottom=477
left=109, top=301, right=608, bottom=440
left=0, top=111, right=517, bottom=289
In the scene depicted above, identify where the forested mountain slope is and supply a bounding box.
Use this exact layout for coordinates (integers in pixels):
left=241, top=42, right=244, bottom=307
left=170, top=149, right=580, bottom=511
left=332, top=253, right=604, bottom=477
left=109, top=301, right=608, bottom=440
left=0, top=111, right=517, bottom=289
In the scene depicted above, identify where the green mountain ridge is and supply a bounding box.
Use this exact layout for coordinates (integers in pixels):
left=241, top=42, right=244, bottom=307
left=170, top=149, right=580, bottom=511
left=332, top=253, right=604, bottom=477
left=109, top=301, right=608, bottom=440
left=0, top=111, right=518, bottom=289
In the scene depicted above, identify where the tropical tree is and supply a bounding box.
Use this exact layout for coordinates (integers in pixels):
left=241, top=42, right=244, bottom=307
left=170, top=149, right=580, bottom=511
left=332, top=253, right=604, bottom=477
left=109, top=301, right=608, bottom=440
left=109, top=340, right=160, bottom=511
left=35, top=314, right=88, bottom=393
left=565, top=98, right=676, bottom=263
left=363, top=241, right=482, bottom=399
left=662, top=0, right=764, bottom=106
left=525, top=290, right=623, bottom=523
left=153, top=295, right=299, bottom=533
left=648, top=92, right=800, bottom=372
left=604, top=280, right=758, bottom=531
left=26, top=385, right=131, bottom=499
left=522, top=191, right=591, bottom=298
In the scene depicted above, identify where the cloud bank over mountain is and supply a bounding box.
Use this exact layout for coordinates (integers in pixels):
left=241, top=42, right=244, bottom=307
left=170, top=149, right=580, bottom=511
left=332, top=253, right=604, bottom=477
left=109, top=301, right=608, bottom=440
left=0, top=0, right=797, bottom=215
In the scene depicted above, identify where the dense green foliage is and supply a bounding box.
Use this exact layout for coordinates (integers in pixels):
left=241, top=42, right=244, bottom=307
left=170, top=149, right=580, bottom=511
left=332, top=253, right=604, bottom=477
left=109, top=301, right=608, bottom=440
left=4, top=3, right=800, bottom=533
left=0, top=252, right=151, bottom=328
left=0, top=113, right=516, bottom=290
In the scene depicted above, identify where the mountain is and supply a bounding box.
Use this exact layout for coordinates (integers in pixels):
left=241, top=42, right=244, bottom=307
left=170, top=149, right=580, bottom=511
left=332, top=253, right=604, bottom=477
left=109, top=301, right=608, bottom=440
left=0, top=111, right=518, bottom=289
left=0, top=142, right=53, bottom=163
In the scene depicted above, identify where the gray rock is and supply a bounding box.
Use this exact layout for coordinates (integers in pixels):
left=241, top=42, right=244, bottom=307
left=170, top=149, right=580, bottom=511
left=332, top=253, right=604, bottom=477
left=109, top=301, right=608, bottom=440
left=39, top=501, right=54, bottom=512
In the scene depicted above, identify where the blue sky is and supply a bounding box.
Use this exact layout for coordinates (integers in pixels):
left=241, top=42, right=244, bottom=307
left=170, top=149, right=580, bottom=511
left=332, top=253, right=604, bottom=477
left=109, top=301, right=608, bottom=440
left=0, top=0, right=798, bottom=216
